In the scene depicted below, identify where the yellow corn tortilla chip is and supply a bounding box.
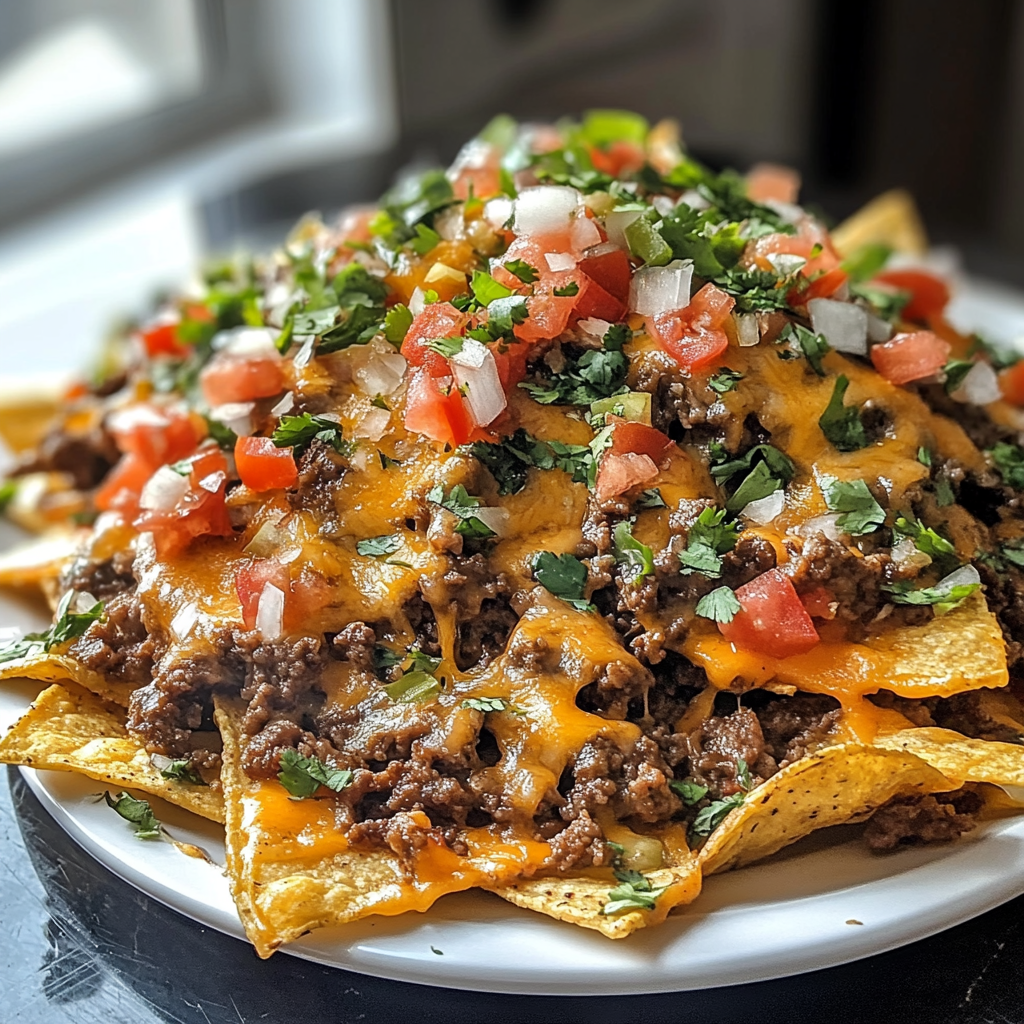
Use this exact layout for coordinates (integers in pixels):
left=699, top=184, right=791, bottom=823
left=874, top=727, right=1024, bottom=788
left=698, top=743, right=953, bottom=875
left=831, top=187, right=928, bottom=257
left=0, top=532, right=77, bottom=590
left=0, top=385, right=60, bottom=453
left=0, top=682, right=223, bottom=822
left=0, top=649, right=134, bottom=706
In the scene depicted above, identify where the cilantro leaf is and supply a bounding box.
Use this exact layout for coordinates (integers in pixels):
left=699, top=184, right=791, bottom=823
left=882, top=573, right=980, bottom=615
left=695, top=586, right=741, bottom=623
left=0, top=480, right=16, bottom=514
left=818, top=374, right=868, bottom=452
left=893, top=515, right=956, bottom=565
left=1000, top=541, right=1024, bottom=568
left=969, top=334, right=1020, bottom=370
left=636, top=488, right=667, bottom=509
left=679, top=506, right=740, bottom=578
left=989, top=442, right=1024, bottom=490
left=470, top=270, right=515, bottom=306
left=710, top=444, right=795, bottom=516
left=408, top=223, right=440, bottom=256
left=104, top=791, right=162, bottom=839
left=779, top=322, right=830, bottom=376
left=601, top=864, right=668, bottom=916
left=461, top=696, right=519, bottom=714
left=383, top=303, right=413, bottom=346
left=278, top=749, right=354, bottom=798
left=533, top=551, right=593, bottom=612
left=504, top=259, right=539, bottom=284
left=821, top=477, right=885, bottom=535
left=426, top=336, right=465, bottom=358
left=849, top=281, right=909, bottom=322
left=379, top=451, right=402, bottom=469
left=468, top=428, right=554, bottom=495
left=943, top=359, right=974, bottom=394
left=0, top=590, right=104, bottom=665
left=689, top=792, right=745, bottom=841
left=840, top=242, right=892, bottom=282
left=708, top=368, right=743, bottom=394
left=934, top=472, right=956, bottom=507
left=612, top=520, right=655, bottom=585
left=427, top=484, right=496, bottom=539
left=917, top=447, right=933, bottom=467
left=159, top=759, right=205, bottom=785
left=356, top=534, right=402, bottom=558
left=552, top=281, right=580, bottom=297
left=519, top=326, right=630, bottom=406
left=669, top=779, right=709, bottom=805
left=271, top=413, right=353, bottom=457
left=712, top=267, right=790, bottom=312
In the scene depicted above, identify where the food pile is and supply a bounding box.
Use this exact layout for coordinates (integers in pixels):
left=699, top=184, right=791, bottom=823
left=0, top=110, right=1022, bottom=953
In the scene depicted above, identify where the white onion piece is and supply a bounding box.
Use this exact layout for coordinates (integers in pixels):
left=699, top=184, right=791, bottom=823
left=578, top=317, right=612, bottom=339
left=570, top=214, right=601, bottom=251
left=214, top=327, right=281, bottom=361
left=451, top=339, right=506, bottom=425
left=767, top=252, right=806, bottom=276
left=678, top=189, right=710, bottom=211
left=583, top=240, right=621, bottom=260
left=742, top=489, right=785, bottom=525
left=513, top=185, right=580, bottom=237
left=170, top=602, right=199, bottom=641
left=198, top=471, right=226, bottom=494
left=954, top=361, right=1001, bottom=405
left=469, top=505, right=511, bottom=537
left=629, top=260, right=693, bottom=317
left=271, top=392, right=295, bottom=417
left=255, top=582, right=286, bottom=640
left=604, top=209, right=643, bottom=249
left=353, top=349, right=407, bottom=397
left=70, top=591, right=98, bottom=614
left=764, top=198, right=804, bottom=225
left=484, top=197, right=513, bottom=230
left=808, top=298, right=868, bottom=355
left=892, top=536, right=932, bottom=571
left=409, top=287, right=426, bottom=316
left=433, top=204, right=464, bottom=242
left=797, top=513, right=842, bottom=542
left=651, top=195, right=676, bottom=217
left=735, top=313, right=760, bottom=347
left=139, top=466, right=189, bottom=512
left=866, top=312, right=892, bottom=342
left=938, top=564, right=981, bottom=591
left=244, top=518, right=291, bottom=557
left=209, top=401, right=255, bottom=437
left=107, top=404, right=171, bottom=433
left=292, top=335, right=316, bottom=369
left=353, top=406, right=392, bottom=441
left=544, top=252, right=576, bottom=272
left=149, top=752, right=173, bottom=772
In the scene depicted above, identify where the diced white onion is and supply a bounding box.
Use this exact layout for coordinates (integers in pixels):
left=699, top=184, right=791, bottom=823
left=578, top=317, right=612, bottom=339
left=209, top=401, right=255, bottom=437
left=433, top=204, right=464, bottom=242
left=353, top=406, right=392, bottom=441
left=954, top=361, right=1001, bottom=406
left=570, top=214, right=601, bottom=251
left=938, top=564, right=981, bottom=591
left=255, top=582, right=286, bottom=640
left=629, top=260, right=693, bottom=317
left=170, top=602, right=199, bottom=641
left=797, top=513, right=842, bottom=542
left=139, top=466, right=189, bottom=512
left=292, top=335, right=316, bottom=369
left=651, top=195, right=676, bottom=217
left=742, top=489, right=785, bottom=525
left=107, top=404, right=170, bottom=433
left=767, top=252, right=806, bottom=276
left=764, top=199, right=804, bottom=225
left=409, top=287, right=427, bottom=316
left=513, top=185, right=581, bottom=237
left=808, top=298, right=868, bottom=355
left=198, top=471, right=226, bottom=493
left=484, top=197, right=513, bottom=230
left=678, top=189, right=711, bottom=211
left=583, top=240, right=621, bottom=260
left=70, top=591, right=98, bottom=614
left=892, top=536, right=932, bottom=571
left=271, top=392, right=295, bottom=417
left=451, top=339, right=507, bottom=425
left=735, top=313, right=760, bottom=347
left=149, top=752, right=173, bottom=772
left=866, top=312, right=892, bottom=342
left=470, top=505, right=511, bottom=537
left=353, top=349, right=407, bottom=398
left=244, top=518, right=291, bottom=557
left=544, top=252, right=576, bottom=272
left=604, top=209, right=644, bottom=249
left=214, top=327, right=281, bottom=361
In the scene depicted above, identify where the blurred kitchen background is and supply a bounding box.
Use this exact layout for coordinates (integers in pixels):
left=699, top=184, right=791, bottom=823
left=2, top=0, right=1024, bottom=380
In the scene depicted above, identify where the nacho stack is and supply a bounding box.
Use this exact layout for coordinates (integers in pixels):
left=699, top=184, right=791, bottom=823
left=1, top=110, right=1023, bottom=955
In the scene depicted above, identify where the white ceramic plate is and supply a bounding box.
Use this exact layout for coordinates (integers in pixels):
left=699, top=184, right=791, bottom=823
left=2, top=277, right=1024, bottom=995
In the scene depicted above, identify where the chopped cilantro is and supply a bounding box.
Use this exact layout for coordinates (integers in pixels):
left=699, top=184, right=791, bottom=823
left=520, top=325, right=630, bottom=406
left=849, top=281, right=909, bottom=322
left=468, top=428, right=553, bottom=495
left=203, top=415, right=238, bottom=450
left=104, top=791, right=161, bottom=839
left=818, top=375, right=868, bottom=452
left=379, top=451, right=402, bottom=469
left=408, top=223, right=440, bottom=256
left=426, top=336, right=465, bottom=358
left=943, top=359, right=974, bottom=394
left=612, top=520, right=655, bottom=585
left=969, top=334, right=1020, bottom=371
left=383, top=304, right=413, bottom=346
left=278, top=750, right=354, bottom=799
left=989, top=442, right=1024, bottom=490
left=659, top=204, right=745, bottom=277
left=840, top=242, right=892, bottom=282
left=779, top=323, right=830, bottom=376
left=0, top=590, right=104, bottom=665
left=708, top=368, right=743, bottom=394
left=581, top=109, right=649, bottom=146
left=934, top=472, right=956, bottom=507
left=1000, top=541, right=1024, bottom=568
left=695, top=586, right=741, bottom=624
left=461, top=696, right=519, bottom=714
left=470, top=270, right=515, bottom=306
left=552, top=281, right=580, bottom=297
left=917, top=447, right=932, bottom=468
left=636, top=488, right=667, bottom=509
left=893, top=515, right=956, bottom=565
left=820, top=477, right=886, bottom=535
left=883, top=572, right=981, bottom=615
left=426, top=484, right=496, bottom=539
left=602, top=866, right=668, bottom=916
left=159, top=760, right=205, bottom=785
left=689, top=791, right=745, bottom=841
left=0, top=480, right=16, bottom=514
left=272, top=413, right=353, bottom=457
left=712, top=267, right=790, bottom=312
left=533, top=551, right=593, bottom=612
left=504, top=259, right=539, bottom=284
left=710, top=443, right=794, bottom=514
left=669, top=779, right=709, bottom=805
left=370, top=395, right=390, bottom=410
left=356, top=534, right=402, bottom=558
left=679, top=506, right=740, bottom=578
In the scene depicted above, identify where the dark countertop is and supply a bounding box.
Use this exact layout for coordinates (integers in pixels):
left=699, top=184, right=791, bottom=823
left=0, top=766, right=1020, bottom=1024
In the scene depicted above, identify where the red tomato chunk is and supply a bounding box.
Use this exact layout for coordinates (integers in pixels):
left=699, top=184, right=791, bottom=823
left=870, top=331, right=950, bottom=386
left=718, top=568, right=820, bottom=659
left=235, top=436, right=298, bottom=491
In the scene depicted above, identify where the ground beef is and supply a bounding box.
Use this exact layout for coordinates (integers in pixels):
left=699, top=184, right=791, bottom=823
left=14, top=420, right=120, bottom=491
left=61, top=549, right=136, bottom=601
left=868, top=690, right=938, bottom=727
left=720, top=534, right=778, bottom=588
left=917, top=384, right=1017, bottom=451
left=632, top=359, right=730, bottom=438
left=455, top=598, right=518, bottom=670
left=543, top=812, right=607, bottom=873
left=933, top=689, right=1024, bottom=744
left=287, top=438, right=348, bottom=530
left=70, top=590, right=163, bottom=685
left=863, top=787, right=983, bottom=850
left=575, top=656, right=651, bottom=721
left=329, top=621, right=376, bottom=670
left=755, top=693, right=842, bottom=766
left=690, top=707, right=778, bottom=797
left=398, top=592, right=440, bottom=658
left=976, top=560, right=1024, bottom=666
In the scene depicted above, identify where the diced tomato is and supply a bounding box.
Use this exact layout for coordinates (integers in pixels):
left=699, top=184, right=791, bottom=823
left=285, top=568, right=334, bottom=631
left=492, top=343, right=530, bottom=390
left=719, top=568, right=821, bottom=659
left=609, top=420, right=674, bottom=461
left=874, top=269, right=950, bottom=323
left=109, top=404, right=201, bottom=468
left=401, top=302, right=468, bottom=378
left=1000, top=361, right=1024, bottom=405
left=578, top=247, right=632, bottom=303
left=573, top=274, right=626, bottom=323
left=790, top=266, right=849, bottom=306
left=648, top=283, right=735, bottom=370
left=235, top=436, right=298, bottom=491
left=200, top=355, right=284, bottom=407
left=135, top=447, right=233, bottom=556
left=800, top=585, right=836, bottom=620
left=404, top=367, right=475, bottom=446
left=746, top=162, right=801, bottom=204
left=588, top=141, right=646, bottom=178
left=236, top=558, right=290, bottom=630
left=595, top=452, right=659, bottom=500
left=140, top=319, right=189, bottom=358
left=514, top=271, right=578, bottom=343
left=870, top=330, right=951, bottom=385
left=449, top=140, right=503, bottom=201
left=491, top=236, right=553, bottom=290
left=95, top=453, right=155, bottom=515
left=747, top=226, right=840, bottom=278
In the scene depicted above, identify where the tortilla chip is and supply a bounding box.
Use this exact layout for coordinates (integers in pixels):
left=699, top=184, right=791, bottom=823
left=0, top=682, right=223, bottom=822
left=0, top=385, right=60, bottom=453
left=874, top=728, right=1024, bottom=788
left=698, top=743, right=953, bottom=875
left=831, top=187, right=928, bottom=257
left=0, top=650, right=134, bottom=706
left=0, top=532, right=77, bottom=590
left=492, top=862, right=701, bottom=939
